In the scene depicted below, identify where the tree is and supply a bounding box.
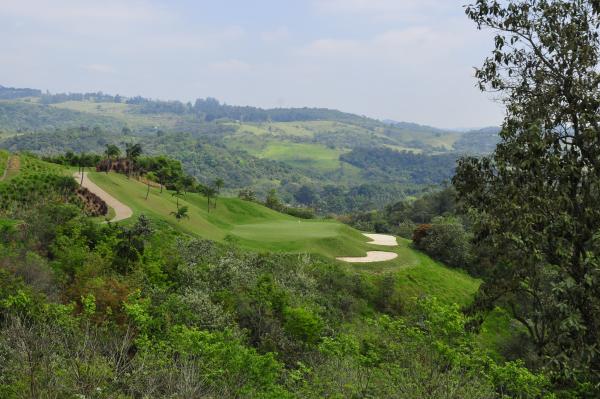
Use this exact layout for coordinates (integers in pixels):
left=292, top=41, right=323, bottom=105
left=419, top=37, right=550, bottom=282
left=104, top=144, right=120, bottom=174
left=454, top=0, right=600, bottom=389
left=412, top=217, right=471, bottom=269
left=145, top=171, right=156, bottom=200
left=265, top=189, right=282, bottom=211
left=171, top=184, right=184, bottom=211
left=180, top=175, right=197, bottom=195
left=171, top=205, right=189, bottom=221
left=213, top=178, right=224, bottom=209
left=294, top=185, right=316, bottom=206
left=78, top=152, right=90, bottom=185
left=124, top=143, right=142, bottom=178
left=157, top=167, right=169, bottom=193
left=200, top=185, right=217, bottom=213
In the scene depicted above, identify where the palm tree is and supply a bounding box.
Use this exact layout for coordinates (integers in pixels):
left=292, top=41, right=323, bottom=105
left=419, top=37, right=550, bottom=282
left=124, top=143, right=142, bottom=178
left=171, top=184, right=184, bottom=210
left=213, top=178, right=224, bottom=209
left=157, top=167, right=169, bottom=193
left=170, top=205, right=189, bottom=221
left=200, top=185, right=217, bottom=213
left=104, top=144, right=121, bottom=173
left=181, top=175, right=197, bottom=195
left=78, top=152, right=89, bottom=185
left=145, top=171, right=157, bottom=200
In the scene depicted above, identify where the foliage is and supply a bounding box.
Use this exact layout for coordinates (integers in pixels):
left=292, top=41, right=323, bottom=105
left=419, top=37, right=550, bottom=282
left=340, top=147, right=457, bottom=185
left=453, top=0, right=600, bottom=393
left=413, top=216, right=473, bottom=270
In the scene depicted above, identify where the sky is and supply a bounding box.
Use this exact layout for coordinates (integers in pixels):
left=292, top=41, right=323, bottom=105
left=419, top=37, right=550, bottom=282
left=0, top=0, right=505, bottom=128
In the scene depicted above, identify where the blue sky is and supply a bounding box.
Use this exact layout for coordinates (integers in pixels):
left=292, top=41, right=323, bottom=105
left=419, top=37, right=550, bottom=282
left=1, top=0, right=504, bottom=128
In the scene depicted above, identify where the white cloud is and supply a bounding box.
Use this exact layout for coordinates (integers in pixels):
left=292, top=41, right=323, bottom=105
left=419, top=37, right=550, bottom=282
left=297, top=27, right=458, bottom=60
left=83, top=64, right=117, bottom=74
left=297, top=38, right=363, bottom=57
left=312, top=0, right=451, bottom=21
left=260, top=27, right=290, bottom=43
left=1, top=0, right=168, bottom=23
left=209, top=59, right=251, bottom=73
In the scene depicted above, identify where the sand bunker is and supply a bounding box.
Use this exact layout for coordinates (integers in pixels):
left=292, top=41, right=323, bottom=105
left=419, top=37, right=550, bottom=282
left=337, top=251, right=398, bottom=263
left=337, top=233, right=399, bottom=263
left=363, top=233, right=398, bottom=246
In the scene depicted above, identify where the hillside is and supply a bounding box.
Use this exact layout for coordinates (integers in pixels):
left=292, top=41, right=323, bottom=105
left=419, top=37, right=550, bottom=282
left=0, top=152, right=481, bottom=306
left=0, top=88, right=499, bottom=213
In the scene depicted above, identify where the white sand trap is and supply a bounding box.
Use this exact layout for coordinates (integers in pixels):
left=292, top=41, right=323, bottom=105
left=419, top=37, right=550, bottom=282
left=337, top=251, right=398, bottom=263
left=337, top=233, right=398, bottom=263
left=74, top=172, right=133, bottom=222
left=363, top=233, right=397, bottom=246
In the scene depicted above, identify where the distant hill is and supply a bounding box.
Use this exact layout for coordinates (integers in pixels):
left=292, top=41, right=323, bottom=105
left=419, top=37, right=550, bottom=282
left=453, top=126, right=501, bottom=154
left=0, top=84, right=499, bottom=212
left=0, top=85, right=42, bottom=100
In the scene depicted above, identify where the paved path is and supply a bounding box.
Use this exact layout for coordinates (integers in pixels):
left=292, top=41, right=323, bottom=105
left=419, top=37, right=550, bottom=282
left=74, top=172, right=133, bottom=222
left=337, top=233, right=399, bottom=263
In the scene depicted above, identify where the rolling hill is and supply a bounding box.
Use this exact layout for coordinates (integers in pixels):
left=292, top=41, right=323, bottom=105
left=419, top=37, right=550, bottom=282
left=0, top=86, right=500, bottom=213
left=85, top=168, right=480, bottom=305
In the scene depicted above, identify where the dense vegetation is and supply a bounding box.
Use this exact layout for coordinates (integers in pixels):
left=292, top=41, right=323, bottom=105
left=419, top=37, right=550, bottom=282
left=4, top=0, right=600, bottom=396
left=0, top=187, right=547, bottom=398
left=0, top=127, right=450, bottom=213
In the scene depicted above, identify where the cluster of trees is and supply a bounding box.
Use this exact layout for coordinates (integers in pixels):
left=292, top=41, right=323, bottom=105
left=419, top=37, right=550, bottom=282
left=0, top=85, right=41, bottom=100
left=0, top=191, right=549, bottom=397
left=39, top=91, right=124, bottom=104
left=452, top=127, right=500, bottom=154
left=0, top=103, right=125, bottom=133
left=340, top=147, right=457, bottom=185
left=450, top=0, right=600, bottom=392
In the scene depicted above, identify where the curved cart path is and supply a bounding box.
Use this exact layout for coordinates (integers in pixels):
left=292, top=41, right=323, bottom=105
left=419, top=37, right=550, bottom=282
left=74, top=172, right=133, bottom=222
left=337, top=233, right=399, bottom=263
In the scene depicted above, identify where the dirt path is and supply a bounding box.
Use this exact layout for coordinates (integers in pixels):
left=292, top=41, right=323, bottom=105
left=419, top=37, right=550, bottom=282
left=74, top=172, right=133, bottom=222
left=337, top=233, right=399, bottom=263
left=0, top=159, right=8, bottom=181
left=1, top=155, right=19, bottom=181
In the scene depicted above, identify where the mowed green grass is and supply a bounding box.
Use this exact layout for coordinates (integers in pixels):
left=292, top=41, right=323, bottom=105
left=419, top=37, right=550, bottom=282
left=225, top=133, right=348, bottom=172
left=87, top=171, right=482, bottom=304
left=351, top=237, right=481, bottom=306
left=258, top=142, right=346, bottom=171
left=87, top=172, right=369, bottom=258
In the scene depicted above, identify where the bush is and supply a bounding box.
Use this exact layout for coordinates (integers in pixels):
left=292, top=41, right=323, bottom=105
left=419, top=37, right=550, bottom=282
left=282, top=206, right=314, bottom=219
left=413, top=217, right=471, bottom=268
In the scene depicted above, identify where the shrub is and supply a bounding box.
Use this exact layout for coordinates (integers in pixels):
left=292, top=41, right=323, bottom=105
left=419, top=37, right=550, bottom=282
left=413, top=217, right=472, bottom=268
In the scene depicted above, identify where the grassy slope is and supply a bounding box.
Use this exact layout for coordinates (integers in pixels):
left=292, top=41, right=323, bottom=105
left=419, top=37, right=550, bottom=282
left=87, top=171, right=480, bottom=305
left=0, top=150, right=7, bottom=179
left=4, top=155, right=498, bottom=352
left=49, top=101, right=192, bottom=131
left=88, top=171, right=369, bottom=258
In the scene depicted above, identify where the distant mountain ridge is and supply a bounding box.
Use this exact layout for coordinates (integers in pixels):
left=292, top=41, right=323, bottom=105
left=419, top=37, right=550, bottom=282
left=0, top=83, right=504, bottom=213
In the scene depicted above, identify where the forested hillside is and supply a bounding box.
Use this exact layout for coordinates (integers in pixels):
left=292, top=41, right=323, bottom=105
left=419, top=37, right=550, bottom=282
left=0, top=88, right=497, bottom=213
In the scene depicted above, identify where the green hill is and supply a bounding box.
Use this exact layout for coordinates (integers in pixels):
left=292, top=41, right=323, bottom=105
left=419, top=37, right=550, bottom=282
left=84, top=170, right=480, bottom=304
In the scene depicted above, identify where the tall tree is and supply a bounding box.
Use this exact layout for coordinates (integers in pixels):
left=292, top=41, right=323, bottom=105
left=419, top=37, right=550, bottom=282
left=213, top=178, right=224, bottom=209
left=454, top=0, right=600, bottom=389
left=104, top=144, right=120, bottom=174
left=145, top=171, right=157, bottom=200
left=200, top=185, right=217, bottom=213
left=124, top=143, right=142, bottom=178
